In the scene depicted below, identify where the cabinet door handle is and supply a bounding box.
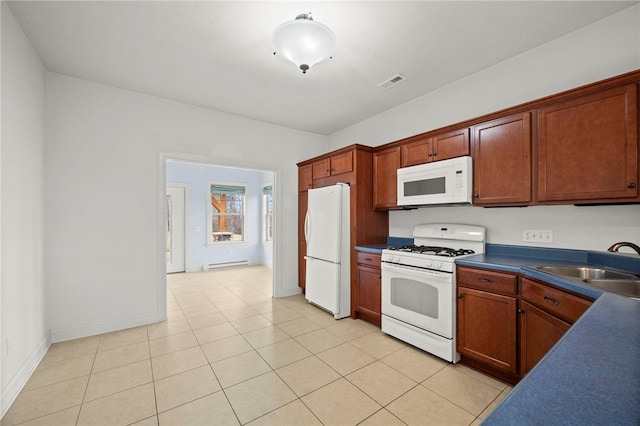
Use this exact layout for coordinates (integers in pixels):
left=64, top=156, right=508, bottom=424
left=432, top=152, right=437, bottom=157
left=517, top=308, right=525, bottom=314
left=473, top=193, right=479, bottom=198
left=477, top=277, right=493, bottom=283
left=628, top=182, right=636, bottom=188
left=457, top=294, right=463, bottom=299
left=427, top=152, right=433, bottom=157
left=544, top=296, right=559, bottom=305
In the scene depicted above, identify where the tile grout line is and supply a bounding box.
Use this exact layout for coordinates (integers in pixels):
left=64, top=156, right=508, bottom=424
left=75, top=335, right=100, bottom=426
left=145, top=323, right=160, bottom=425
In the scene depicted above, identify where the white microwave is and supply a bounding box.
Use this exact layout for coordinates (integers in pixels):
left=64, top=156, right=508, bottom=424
left=397, top=156, right=473, bottom=206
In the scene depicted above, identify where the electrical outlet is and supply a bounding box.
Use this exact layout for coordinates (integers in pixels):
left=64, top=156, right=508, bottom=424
left=523, top=229, right=554, bottom=243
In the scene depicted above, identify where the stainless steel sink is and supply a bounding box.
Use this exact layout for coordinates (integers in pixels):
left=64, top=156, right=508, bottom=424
left=529, top=265, right=640, bottom=298
left=531, top=265, right=637, bottom=280
left=583, top=279, right=640, bottom=298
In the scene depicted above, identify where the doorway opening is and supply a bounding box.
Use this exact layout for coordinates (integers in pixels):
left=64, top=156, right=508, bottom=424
left=164, top=158, right=275, bottom=299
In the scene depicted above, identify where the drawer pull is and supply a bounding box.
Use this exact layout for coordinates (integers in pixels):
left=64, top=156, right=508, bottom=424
left=477, top=278, right=494, bottom=283
left=544, top=296, right=559, bottom=305
left=364, top=257, right=372, bottom=261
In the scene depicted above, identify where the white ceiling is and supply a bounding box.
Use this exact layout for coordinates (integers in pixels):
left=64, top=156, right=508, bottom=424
left=7, top=1, right=638, bottom=135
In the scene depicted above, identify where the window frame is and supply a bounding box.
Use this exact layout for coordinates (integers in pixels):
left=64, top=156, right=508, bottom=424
left=262, top=183, right=273, bottom=244
left=207, top=181, right=248, bottom=246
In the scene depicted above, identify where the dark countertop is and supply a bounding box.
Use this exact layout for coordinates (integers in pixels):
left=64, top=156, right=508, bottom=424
left=483, top=292, right=640, bottom=425
left=354, top=244, right=388, bottom=254
left=458, top=245, right=640, bottom=425
left=355, top=237, right=414, bottom=255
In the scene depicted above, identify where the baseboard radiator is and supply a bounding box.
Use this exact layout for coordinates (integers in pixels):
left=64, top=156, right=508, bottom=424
left=203, top=260, right=249, bottom=271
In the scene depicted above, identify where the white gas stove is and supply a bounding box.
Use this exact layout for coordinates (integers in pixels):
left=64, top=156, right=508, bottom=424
left=381, top=224, right=485, bottom=272
left=381, top=223, right=486, bottom=363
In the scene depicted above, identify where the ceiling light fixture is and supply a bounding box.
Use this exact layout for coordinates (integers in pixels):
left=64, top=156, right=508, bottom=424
left=272, top=13, right=336, bottom=74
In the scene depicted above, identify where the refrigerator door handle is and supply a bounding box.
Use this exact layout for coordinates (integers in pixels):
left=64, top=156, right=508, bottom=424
left=304, top=210, right=310, bottom=244
left=304, top=256, right=339, bottom=264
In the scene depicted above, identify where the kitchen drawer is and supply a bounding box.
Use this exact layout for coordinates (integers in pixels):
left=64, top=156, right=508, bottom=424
left=357, top=252, right=381, bottom=268
left=456, top=266, right=518, bottom=295
left=521, top=277, right=592, bottom=324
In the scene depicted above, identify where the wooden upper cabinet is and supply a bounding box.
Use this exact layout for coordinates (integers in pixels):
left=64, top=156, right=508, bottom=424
left=373, top=146, right=401, bottom=209
left=537, top=83, right=639, bottom=203
left=472, top=112, right=532, bottom=206
left=433, top=127, right=470, bottom=161
left=400, top=128, right=470, bottom=167
left=312, top=151, right=353, bottom=180
left=299, top=164, right=313, bottom=192
left=312, top=158, right=331, bottom=179
left=401, top=135, right=432, bottom=167
left=331, top=151, right=354, bottom=175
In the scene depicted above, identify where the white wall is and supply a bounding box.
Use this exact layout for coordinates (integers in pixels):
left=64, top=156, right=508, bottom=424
left=166, top=160, right=274, bottom=271
left=389, top=205, right=640, bottom=253
left=329, top=5, right=640, bottom=252
left=45, top=73, right=327, bottom=342
left=1, top=2, right=49, bottom=417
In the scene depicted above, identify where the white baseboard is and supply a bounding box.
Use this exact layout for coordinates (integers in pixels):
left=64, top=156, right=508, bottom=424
left=1, top=334, right=50, bottom=419
left=50, top=311, right=164, bottom=343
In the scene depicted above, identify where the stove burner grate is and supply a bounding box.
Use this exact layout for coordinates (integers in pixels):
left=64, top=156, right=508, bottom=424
left=388, top=245, right=475, bottom=257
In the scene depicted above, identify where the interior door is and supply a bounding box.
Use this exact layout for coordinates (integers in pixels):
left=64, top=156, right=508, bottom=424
left=166, top=185, right=186, bottom=273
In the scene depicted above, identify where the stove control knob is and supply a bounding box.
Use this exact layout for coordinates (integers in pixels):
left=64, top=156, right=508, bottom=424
left=424, top=260, right=433, bottom=268
left=433, top=261, right=442, bottom=270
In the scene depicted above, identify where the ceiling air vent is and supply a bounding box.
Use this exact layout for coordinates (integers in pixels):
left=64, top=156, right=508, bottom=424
left=377, top=73, right=407, bottom=90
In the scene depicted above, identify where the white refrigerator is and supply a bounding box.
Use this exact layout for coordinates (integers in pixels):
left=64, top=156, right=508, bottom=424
left=304, top=183, right=350, bottom=319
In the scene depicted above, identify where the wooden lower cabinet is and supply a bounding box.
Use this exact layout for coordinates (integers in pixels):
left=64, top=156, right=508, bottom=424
left=520, top=277, right=592, bottom=324
left=457, top=266, right=594, bottom=384
left=457, top=286, right=518, bottom=374
left=355, top=252, right=382, bottom=326
left=519, top=300, right=570, bottom=376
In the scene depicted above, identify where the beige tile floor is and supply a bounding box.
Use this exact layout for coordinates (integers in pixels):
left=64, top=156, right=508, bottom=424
left=2, top=266, right=511, bottom=426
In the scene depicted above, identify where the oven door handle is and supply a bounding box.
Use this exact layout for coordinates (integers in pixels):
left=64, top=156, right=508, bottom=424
left=381, top=262, right=452, bottom=278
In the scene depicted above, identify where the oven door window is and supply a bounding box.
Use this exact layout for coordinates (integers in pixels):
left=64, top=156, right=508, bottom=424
left=391, top=277, right=439, bottom=319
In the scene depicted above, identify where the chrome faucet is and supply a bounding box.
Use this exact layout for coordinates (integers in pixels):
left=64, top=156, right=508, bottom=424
left=607, top=242, right=640, bottom=255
